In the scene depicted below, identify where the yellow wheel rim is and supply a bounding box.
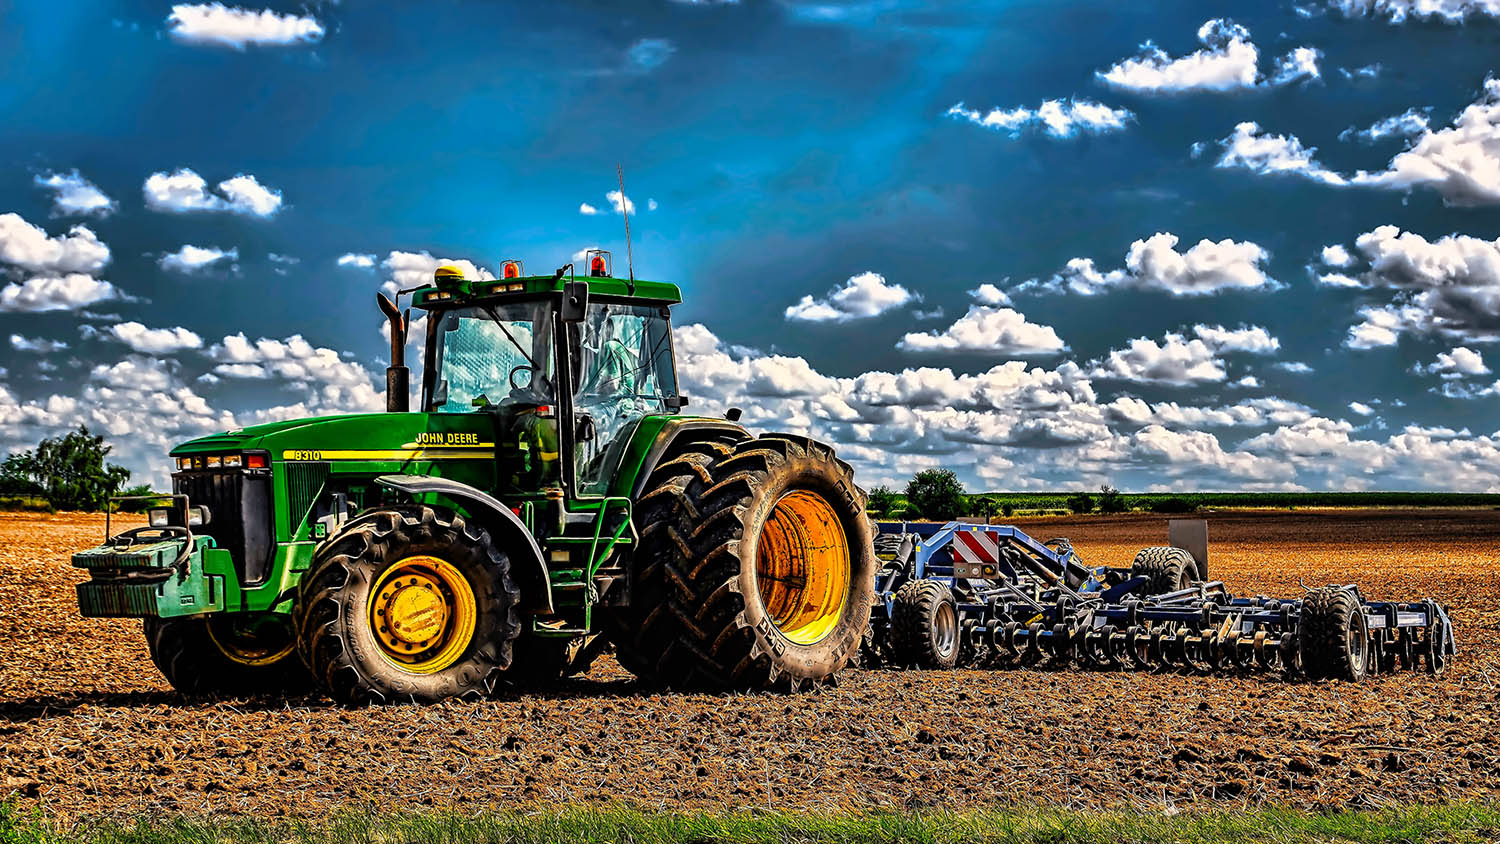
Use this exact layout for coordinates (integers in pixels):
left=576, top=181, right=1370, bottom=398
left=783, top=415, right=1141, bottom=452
left=206, top=614, right=297, bottom=667
left=367, top=555, right=477, bottom=674
left=755, top=490, right=851, bottom=645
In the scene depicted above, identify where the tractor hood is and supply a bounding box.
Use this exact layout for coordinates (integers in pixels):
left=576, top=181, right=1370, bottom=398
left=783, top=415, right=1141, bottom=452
left=168, top=413, right=499, bottom=462
left=169, top=413, right=395, bottom=456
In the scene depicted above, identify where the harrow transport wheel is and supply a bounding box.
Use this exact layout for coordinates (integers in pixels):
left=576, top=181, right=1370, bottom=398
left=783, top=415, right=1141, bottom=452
left=293, top=505, right=521, bottom=705
left=1130, top=547, right=1199, bottom=596
left=145, top=613, right=309, bottom=696
left=891, top=579, right=960, bottom=669
left=608, top=433, right=875, bottom=690
left=1299, top=587, right=1369, bottom=682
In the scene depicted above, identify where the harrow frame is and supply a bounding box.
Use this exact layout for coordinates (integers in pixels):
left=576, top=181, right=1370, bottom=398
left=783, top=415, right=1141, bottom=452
left=865, top=520, right=1455, bottom=681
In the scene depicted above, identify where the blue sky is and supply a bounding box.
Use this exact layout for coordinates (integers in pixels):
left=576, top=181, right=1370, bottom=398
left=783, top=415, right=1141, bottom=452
left=3, top=0, right=1500, bottom=491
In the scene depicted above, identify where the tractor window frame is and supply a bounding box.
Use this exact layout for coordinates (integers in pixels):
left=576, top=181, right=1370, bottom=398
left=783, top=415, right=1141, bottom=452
left=562, top=295, right=681, bottom=500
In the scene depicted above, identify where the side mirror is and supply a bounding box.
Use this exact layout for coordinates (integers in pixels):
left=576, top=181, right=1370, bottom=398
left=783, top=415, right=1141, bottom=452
left=188, top=505, right=211, bottom=527
left=561, top=280, right=589, bottom=323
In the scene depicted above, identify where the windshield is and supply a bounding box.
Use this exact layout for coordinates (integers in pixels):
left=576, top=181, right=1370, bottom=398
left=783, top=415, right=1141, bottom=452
left=425, top=302, right=556, bottom=413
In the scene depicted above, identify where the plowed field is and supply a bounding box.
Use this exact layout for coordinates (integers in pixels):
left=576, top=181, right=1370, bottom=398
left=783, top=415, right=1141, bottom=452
left=1, top=509, right=1495, bottom=820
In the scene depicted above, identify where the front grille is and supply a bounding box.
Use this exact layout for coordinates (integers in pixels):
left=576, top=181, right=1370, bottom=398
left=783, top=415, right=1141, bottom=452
left=173, top=470, right=274, bottom=585
left=284, top=461, right=330, bottom=535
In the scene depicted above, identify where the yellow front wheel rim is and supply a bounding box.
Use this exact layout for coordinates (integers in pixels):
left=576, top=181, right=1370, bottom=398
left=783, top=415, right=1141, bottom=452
left=367, top=555, right=477, bottom=674
left=755, top=489, right=851, bottom=645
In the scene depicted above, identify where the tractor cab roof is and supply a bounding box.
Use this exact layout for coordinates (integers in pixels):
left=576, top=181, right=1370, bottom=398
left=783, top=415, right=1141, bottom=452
left=412, top=269, right=682, bottom=309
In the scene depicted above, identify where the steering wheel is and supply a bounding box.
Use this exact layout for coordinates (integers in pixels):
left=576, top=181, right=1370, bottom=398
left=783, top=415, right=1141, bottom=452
left=509, top=364, right=534, bottom=392
left=499, top=364, right=552, bottom=408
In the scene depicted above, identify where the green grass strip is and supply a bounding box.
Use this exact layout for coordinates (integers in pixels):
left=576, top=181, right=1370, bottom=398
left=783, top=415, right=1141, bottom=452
left=5, top=801, right=1500, bottom=844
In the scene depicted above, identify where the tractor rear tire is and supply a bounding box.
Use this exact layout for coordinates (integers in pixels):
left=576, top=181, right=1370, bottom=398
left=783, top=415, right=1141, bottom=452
left=145, top=613, right=309, bottom=696
left=293, top=505, right=521, bottom=705
left=607, top=434, right=875, bottom=690
left=891, top=579, right=961, bottom=669
left=1131, top=547, right=1200, bottom=596
left=1299, top=587, right=1369, bottom=682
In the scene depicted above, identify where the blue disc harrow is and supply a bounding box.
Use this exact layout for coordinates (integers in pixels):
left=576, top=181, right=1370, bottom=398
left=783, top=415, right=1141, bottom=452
left=863, top=520, right=1455, bottom=682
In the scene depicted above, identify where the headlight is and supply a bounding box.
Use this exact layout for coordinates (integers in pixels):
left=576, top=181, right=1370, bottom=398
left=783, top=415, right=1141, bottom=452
left=222, top=454, right=242, bottom=468
left=176, top=457, right=192, bottom=470
left=206, top=455, right=222, bottom=468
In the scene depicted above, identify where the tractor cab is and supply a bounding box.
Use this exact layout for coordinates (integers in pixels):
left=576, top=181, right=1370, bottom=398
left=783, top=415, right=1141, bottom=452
left=401, top=252, right=683, bottom=502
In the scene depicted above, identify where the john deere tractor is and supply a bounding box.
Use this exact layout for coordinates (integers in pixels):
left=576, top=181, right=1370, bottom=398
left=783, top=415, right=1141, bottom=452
left=72, top=255, right=875, bottom=704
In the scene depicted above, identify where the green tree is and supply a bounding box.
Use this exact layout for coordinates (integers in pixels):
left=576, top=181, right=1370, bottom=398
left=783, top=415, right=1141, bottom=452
left=904, top=469, right=966, bottom=521
left=0, top=452, right=41, bottom=497
left=1097, top=484, right=1127, bottom=513
left=3, top=426, right=131, bottom=511
left=866, top=486, right=900, bottom=518
left=1066, top=490, right=1096, bottom=514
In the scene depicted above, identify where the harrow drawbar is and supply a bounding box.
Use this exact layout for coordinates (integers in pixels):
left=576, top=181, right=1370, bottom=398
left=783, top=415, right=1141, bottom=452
left=864, top=521, right=1455, bottom=682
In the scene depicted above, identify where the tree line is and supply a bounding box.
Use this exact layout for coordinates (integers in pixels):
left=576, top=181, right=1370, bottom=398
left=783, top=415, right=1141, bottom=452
left=868, top=470, right=1154, bottom=521
left=0, top=426, right=149, bottom=511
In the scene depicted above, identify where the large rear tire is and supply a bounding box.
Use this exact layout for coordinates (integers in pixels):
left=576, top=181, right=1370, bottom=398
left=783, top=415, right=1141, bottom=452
left=292, top=505, right=521, bottom=705
left=1130, top=546, right=1200, bottom=596
left=145, top=613, right=309, bottom=696
left=607, top=434, right=875, bottom=690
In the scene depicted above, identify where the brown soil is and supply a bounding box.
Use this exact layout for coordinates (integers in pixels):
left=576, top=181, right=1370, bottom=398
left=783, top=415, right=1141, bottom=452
left=0, top=508, right=1495, bottom=819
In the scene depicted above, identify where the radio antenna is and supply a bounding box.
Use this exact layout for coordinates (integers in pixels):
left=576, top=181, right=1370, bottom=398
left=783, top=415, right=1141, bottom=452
left=617, top=163, right=635, bottom=289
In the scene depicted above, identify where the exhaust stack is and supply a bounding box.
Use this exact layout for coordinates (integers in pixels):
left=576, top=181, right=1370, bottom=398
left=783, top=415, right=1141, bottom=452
left=377, top=293, right=409, bottom=413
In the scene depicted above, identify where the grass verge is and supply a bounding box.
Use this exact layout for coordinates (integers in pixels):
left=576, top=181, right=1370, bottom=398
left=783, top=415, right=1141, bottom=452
left=3, top=802, right=1498, bottom=844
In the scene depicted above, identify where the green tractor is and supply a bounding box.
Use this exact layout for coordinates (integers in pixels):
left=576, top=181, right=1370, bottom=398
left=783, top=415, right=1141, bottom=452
left=72, top=255, right=875, bottom=704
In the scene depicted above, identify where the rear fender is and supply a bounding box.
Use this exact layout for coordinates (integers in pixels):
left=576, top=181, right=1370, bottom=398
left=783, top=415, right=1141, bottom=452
left=374, top=474, right=553, bottom=614
left=628, top=418, right=750, bottom=499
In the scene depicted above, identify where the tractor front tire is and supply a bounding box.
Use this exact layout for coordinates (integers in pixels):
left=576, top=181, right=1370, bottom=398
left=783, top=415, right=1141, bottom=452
left=891, top=579, right=961, bottom=669
left=609, top=434, right=875, bottom=690
left=293, top=505, right=521, bottom=705
left=145, top=613, right=309, bottom=696
left=1299, top=586, right=1369, bottom=682
left=1131, top=546, right=1200, bottom=596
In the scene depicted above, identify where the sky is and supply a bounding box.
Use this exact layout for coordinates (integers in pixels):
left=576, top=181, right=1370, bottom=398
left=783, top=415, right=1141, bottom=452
left=3, top=0, right=1500, bottom=492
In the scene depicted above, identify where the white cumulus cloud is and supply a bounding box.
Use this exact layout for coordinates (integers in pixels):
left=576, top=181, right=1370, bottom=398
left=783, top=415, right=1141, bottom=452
left=1329, top=0, right=1500, bottom=23
left=1098, top=19, right=1319, bottom=94
left=0, top=214, right=110, bottom=274
left=144, top=168, right=283, bottom=217
left=1423, top=346, right=1491, bottom=378
left=33, top=170, right=116, bottom=217
left=1022, top=232, right=1276, bottom=296
left=897, top=299, right=1066, bottom=355
left=1333, top=226, right=1500, bottom=347
left=166, top=3, right=325, bottom=49
left=10, top=335, right=68, bottom=353
left=0, top=274, right=121, bottom=313
left=785, top=272, right=917, bottom=322
left=337, top=253, right=376, bottom=269
left=160, top=244, right=237, bottom=273
left=945, top=99, right=1133, bottom=138
left=99, top=322, right=204, bottom=353
left=1215, top=80, right=1500, bottom=206
left=1214, top=122, right=1347, bottom=185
